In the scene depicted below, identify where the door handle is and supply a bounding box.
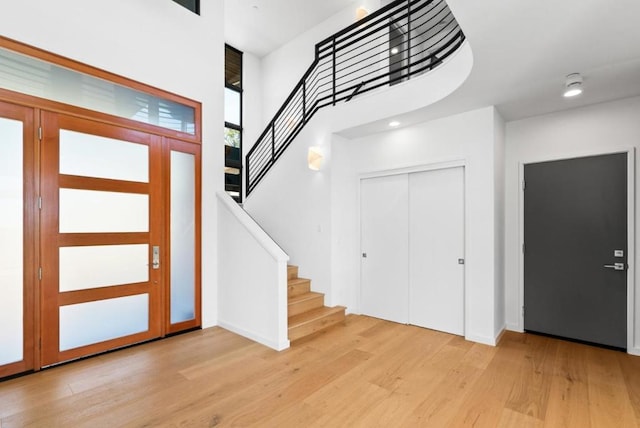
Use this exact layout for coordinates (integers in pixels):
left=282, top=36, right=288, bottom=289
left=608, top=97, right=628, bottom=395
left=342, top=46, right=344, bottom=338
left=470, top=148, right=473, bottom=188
left=603, top=262, right=625, bottom=271
left=152, top=246, right=160, bottom=269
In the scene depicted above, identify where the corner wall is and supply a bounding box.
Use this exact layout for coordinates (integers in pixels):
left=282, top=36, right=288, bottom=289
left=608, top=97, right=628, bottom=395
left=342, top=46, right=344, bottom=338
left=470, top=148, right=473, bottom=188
left=504, top=96, right=640, bottom=353
left=0, top=0, right=224, bottom=327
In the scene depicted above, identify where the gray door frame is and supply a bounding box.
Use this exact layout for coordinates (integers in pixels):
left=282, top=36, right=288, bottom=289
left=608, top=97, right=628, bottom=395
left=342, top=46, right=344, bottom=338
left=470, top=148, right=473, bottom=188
left=517, top=147, right=636, bottom=354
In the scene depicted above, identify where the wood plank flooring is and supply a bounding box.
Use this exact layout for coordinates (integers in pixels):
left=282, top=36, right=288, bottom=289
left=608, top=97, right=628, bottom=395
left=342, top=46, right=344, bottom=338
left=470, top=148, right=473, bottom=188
left=1, top=315, right=639, bottom=427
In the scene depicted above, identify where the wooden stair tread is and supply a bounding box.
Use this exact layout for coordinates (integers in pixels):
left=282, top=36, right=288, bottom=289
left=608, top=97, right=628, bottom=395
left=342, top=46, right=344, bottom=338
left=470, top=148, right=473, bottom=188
left=288, top=291, right=323, bottom=304
left=288, top=305, right=345, bottom=324
left=288, top=277, right=310, bottom=285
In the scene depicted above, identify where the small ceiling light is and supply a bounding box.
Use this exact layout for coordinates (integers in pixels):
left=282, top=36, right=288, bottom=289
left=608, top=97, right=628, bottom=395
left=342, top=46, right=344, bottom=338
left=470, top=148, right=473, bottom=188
left=308, top=146, right=324, bottom=171
left=356, top=7, right=369, bottom=20
left=390, top=47, right=399, bottom=55
left=389, top=121, right=400, bottom=127
left=563, top=73, right=583, bottom=98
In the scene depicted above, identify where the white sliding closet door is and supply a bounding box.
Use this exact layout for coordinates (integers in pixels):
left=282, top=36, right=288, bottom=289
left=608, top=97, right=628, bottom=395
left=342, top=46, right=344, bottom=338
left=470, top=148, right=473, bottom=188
left=360, top=166, right=465, bottom=336
left=409, top=167, right=464, bottom=335
left=360, top=174, right=409, bottom=324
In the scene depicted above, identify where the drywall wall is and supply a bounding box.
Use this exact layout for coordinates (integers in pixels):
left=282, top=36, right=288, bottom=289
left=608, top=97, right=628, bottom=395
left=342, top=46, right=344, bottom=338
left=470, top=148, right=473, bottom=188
left=334, top=106, right=503, bottom=345
left=242, top=51, right=263, bottom=155
left=494, top=110, right=506, bottom=339
left=504, top=96, right=640, bottom=354
left=217, top=192, right=290, bottom=350
left=259, top=0, right=382, bottom=128
left=0, top=0, right=224, bottom=327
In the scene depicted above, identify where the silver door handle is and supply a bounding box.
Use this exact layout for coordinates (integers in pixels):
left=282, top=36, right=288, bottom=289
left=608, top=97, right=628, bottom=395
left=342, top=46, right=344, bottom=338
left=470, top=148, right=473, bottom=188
left=152, top=246, right=160, bottom=269
left=604, top=262, right=625, bottom=271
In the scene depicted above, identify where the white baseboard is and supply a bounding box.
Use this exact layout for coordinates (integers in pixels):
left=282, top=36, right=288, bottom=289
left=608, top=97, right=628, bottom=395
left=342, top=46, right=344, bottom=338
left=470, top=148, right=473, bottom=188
left=217, top=320, right=290, bottom=351
left=628, top=346, right=640, bottom=357
left=506, top=323, right=524, bottom=333
left=465, top=333, right=497, bottom=346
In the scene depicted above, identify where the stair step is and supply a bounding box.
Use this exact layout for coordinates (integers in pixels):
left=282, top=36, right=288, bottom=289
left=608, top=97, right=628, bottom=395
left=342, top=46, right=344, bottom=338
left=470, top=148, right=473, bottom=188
left=287, top=265, right=299, bottom=280
left=288, top=292, right=325, bottom=317
left=288, top=306, right=346, bottom=342
left=288, top=277, right=311, bottom=297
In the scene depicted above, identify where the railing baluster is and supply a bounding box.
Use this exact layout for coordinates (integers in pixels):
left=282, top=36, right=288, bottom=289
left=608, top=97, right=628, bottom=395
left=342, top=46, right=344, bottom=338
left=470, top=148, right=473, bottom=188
left=245, top=0, right=465, bottom=196
left=271, top=122, right=275, bottom=163
left=332, top=37, right=337, bottom=106
left=303, top=80, right=307, bottom=123
left=407, top=0, right=412, bottom=77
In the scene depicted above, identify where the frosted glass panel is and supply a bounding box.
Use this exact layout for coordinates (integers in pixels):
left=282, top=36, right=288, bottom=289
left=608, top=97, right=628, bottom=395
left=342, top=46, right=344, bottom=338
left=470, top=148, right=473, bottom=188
left=224, top=87, right=240, bottom=126
left=60, top=244, right=149, bottom=292
left=170, top=151, right=196, bottom=324
left=60, top=294, right=149, bottom=351
left=0, top=117, right=23, bottom=365
left=59, top=189, right=148, bottom=233
left=60, top=130, right=149, bottom=182
left=0, top=47, right=195, bottom=134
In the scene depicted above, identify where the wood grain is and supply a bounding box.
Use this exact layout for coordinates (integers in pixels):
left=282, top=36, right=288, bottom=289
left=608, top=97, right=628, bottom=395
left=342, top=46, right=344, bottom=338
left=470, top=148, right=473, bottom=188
left=1, top=316, right=639, bottom=427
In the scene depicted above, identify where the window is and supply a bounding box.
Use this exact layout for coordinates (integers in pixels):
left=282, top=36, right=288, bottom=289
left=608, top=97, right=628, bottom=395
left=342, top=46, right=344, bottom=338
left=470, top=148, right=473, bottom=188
left=225, top=45, right=243, bottom=202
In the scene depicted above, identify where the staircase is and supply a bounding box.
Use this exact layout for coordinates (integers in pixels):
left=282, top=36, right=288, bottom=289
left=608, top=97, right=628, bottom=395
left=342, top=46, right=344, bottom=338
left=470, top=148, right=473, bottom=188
left=246, top=0, right=465, bottom=195
left=287, top=265, right=345, bottom=342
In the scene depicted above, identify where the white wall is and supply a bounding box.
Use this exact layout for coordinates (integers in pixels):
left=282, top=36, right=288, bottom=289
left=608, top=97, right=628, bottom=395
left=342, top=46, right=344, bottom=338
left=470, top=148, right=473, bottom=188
left=504, top=96, right=640, bottom=353
left=243, top=115, right=334, bottom=303
left=494, top=111, right=506, bottom=339
left=334, top=107, right=503, bottom=345
left=0, top=0, right=224, bottom=327
left=217, top=193, right=290, bottom=350
left=259, top=0, right=382, bottom=129
left=242, top=51, right=263, bottom=156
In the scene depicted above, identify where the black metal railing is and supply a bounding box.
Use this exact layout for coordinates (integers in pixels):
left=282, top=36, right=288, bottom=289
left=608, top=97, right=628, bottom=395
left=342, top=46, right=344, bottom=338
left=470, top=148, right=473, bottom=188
left=246, top=0, right=465, bottom=195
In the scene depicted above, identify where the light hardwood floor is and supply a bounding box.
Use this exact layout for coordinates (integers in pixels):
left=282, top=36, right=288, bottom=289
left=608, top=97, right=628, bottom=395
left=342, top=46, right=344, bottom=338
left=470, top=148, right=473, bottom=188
left=1, top=315, right=640, bottom=427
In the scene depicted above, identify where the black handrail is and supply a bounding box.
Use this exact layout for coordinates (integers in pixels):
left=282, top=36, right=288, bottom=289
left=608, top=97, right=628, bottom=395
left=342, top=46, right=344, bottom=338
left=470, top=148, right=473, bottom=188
left=246, top=0, right=465, bottom=196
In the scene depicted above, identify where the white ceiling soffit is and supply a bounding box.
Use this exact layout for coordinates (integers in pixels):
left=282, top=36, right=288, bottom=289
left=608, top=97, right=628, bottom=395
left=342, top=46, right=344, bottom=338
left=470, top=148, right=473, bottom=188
left=225, top=0, right=360, bottom=57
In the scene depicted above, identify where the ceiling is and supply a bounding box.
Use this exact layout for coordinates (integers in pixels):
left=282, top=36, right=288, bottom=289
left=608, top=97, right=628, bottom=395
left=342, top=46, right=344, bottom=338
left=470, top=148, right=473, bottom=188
left=224, top=0, right=359, bottom=58
left=225, top=0, right=640, bottom=131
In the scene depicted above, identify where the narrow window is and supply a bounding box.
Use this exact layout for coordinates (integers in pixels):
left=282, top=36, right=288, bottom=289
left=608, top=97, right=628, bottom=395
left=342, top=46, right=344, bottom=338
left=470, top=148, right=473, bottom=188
left=225, top=45, right=243, bottom=202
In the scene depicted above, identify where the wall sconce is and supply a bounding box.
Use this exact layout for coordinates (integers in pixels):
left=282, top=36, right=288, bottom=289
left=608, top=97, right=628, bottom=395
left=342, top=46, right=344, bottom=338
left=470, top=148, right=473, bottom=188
left=356, top=7, right=369, bottom=20
left=308, top=146, right=324, bottom=171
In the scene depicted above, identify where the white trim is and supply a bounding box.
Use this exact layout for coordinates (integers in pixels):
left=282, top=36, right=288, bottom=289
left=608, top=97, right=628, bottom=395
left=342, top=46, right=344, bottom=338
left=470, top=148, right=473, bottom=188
left=517, top=147, right=636, bottom=354
left=357, top=160, right=468, bottom=337
left=217, top=321, right=290, bottom=351
left=465, top=333, right=497, bottom=346
left=359, top=158, right=466, bottom=180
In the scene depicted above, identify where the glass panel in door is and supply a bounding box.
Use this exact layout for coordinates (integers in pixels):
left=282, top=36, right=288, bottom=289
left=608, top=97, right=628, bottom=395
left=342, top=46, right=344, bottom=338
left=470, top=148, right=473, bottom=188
left=0, top=101, right=35, bottom=379
left=167, top=139, right=201, bottom=333
left=40, top=112, right=162, bottom=366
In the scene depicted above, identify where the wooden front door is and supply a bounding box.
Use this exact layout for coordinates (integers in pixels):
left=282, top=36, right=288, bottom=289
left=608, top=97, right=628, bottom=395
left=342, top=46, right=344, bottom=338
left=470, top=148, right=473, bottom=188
left=39, top=112, right=164, bottom=366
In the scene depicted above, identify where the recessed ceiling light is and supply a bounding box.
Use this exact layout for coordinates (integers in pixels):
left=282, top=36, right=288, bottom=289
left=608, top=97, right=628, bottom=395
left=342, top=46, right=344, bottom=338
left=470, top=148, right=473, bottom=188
left=389, top=121, right=400, bottom=127
left=390, top=47, right=399, bottom=55
left=563, top=73, right=583, bottom=98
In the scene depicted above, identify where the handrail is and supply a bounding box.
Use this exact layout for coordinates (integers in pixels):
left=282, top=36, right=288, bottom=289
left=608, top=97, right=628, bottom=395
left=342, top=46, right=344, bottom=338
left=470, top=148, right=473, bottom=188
left=246, top=0, right=465, bottom=196
left=216, top=191, right=289, bottom=262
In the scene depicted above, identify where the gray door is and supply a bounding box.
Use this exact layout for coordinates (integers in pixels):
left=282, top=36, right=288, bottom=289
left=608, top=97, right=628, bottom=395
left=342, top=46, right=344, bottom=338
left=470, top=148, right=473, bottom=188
left=524, top=153, right=627, bottom=349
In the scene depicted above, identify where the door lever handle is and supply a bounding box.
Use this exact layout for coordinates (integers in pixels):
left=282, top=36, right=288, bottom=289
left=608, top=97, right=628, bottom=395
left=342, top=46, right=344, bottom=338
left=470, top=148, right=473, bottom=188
left=604, top=262, right=625, bottom=271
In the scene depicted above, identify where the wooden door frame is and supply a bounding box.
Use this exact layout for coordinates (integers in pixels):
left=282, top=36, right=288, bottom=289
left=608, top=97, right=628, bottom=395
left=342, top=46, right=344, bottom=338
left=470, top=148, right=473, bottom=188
left=164, top=138, right=202, bottom=334
left=0, top=101, right=38, bottom=378
left=39, top=112, right=165, bottom=366
left=517, top=148, right=637, bottom=354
